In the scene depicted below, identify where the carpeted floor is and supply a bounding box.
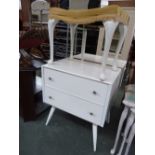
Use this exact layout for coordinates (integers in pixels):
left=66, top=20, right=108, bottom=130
left=19, top=89, right=135, bottom=155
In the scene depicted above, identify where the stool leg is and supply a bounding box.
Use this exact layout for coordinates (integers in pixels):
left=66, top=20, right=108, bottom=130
left=124, top=123, right=135, bottom=155
left=48, top=19, right=58, bottom=64
left=117, top=112, right=135, bottom=155
left=45, top=106, right=55, bottom=126
left=92, top=124, right=98, bottom=152
left=110, top=107, right=129, bottom=155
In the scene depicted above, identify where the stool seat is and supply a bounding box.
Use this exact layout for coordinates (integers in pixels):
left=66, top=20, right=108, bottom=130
left=123, top=92, right=135, bottom=107
left=123, top=85, right=135, bottom=108
left=49, top=5, right=129, bottom=25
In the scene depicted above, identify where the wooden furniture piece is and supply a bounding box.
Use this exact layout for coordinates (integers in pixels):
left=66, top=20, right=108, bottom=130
left=42, top=5, right=129, bottom=152
left=20, top=0, right=31, bottom=27
left=109, top=0, right=135, bottom=7
left=110, top=84, right=135, bottom=155
left=19, top=66, right=36, bottom=121
left=19, top=64, right=49, bottom=121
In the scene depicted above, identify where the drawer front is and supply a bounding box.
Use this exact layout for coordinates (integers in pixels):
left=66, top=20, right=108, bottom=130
left=44, top=87, right=103, bottom=126
left=43, top=68, right=108, bottom=105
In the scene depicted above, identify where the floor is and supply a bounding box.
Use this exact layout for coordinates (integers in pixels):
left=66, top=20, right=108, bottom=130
left=19, top=89, right=135, bottom=155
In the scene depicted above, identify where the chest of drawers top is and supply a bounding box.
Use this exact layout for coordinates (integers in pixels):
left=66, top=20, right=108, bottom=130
left=42, top=58, right=121, bottom=85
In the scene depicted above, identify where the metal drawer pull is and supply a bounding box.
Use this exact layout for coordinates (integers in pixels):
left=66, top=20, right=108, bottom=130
left=48, top=77, right=53, bottom=81
left=89, top=112, right=94, bottom=116
left=48, top=96, right=53, bottom=99
left=92, top=90, right=97, bottom=95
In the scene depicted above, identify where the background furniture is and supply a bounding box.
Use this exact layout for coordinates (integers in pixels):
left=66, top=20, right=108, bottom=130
left=31, top=0, right=50, bottom=27
left=19, top=66, right=37, bottom=121
left=19, top=65, right=45, bottom=121
left=110, top=84, right=135, bottom=155
left=19, top=29, right=49, bottom=121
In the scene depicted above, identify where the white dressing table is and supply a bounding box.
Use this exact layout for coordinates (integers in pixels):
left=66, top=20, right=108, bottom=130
left=42, top=4, right=129, bottom=152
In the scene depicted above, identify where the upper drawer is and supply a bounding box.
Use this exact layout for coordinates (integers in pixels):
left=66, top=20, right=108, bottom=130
left=43, top=68, right=108, bottom=105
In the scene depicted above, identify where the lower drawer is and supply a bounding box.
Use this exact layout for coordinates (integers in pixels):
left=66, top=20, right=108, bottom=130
left=44, top=87, right=103, bottom=126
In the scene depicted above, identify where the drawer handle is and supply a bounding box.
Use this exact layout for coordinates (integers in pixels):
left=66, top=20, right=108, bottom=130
left=92, top=90, right=97, bottom=95
left=48, top=96, right=53, bottom=100
left=89, top=112, right=94, bottom=116
left=48, top=77, right=53, bottom=81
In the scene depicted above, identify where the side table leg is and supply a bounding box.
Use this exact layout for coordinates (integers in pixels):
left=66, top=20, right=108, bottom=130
left=92, top=124, right=98, bottom=152
left=45, top=106, right=55, bottom=126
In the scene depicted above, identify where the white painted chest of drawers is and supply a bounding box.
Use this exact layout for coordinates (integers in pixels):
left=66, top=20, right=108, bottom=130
left=42, top=58, right=122, bottom=151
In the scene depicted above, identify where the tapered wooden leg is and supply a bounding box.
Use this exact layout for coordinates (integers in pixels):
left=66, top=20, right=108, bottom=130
left=45, top=106, right=55, bottom=126
left=92, top=124, right=98, bottom=152
left=110, top=107, right=129, bottom=155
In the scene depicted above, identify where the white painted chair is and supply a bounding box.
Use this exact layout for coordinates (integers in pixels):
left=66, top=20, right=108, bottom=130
left=110, top=84, right=135, bottom=155
left=31, top=0, right=50, bottom=26
left=124, top=109, right=135, bottom=155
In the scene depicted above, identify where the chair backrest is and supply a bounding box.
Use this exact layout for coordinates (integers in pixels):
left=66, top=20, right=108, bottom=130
left=31, top=0, right=49, bottom=11
left=31, top=0, right=50, bottom=22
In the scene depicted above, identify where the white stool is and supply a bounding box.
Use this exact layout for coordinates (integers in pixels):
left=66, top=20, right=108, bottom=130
left=110, top=84, right=135, bottom=155
left=124, top=109, right=135, bottom=155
